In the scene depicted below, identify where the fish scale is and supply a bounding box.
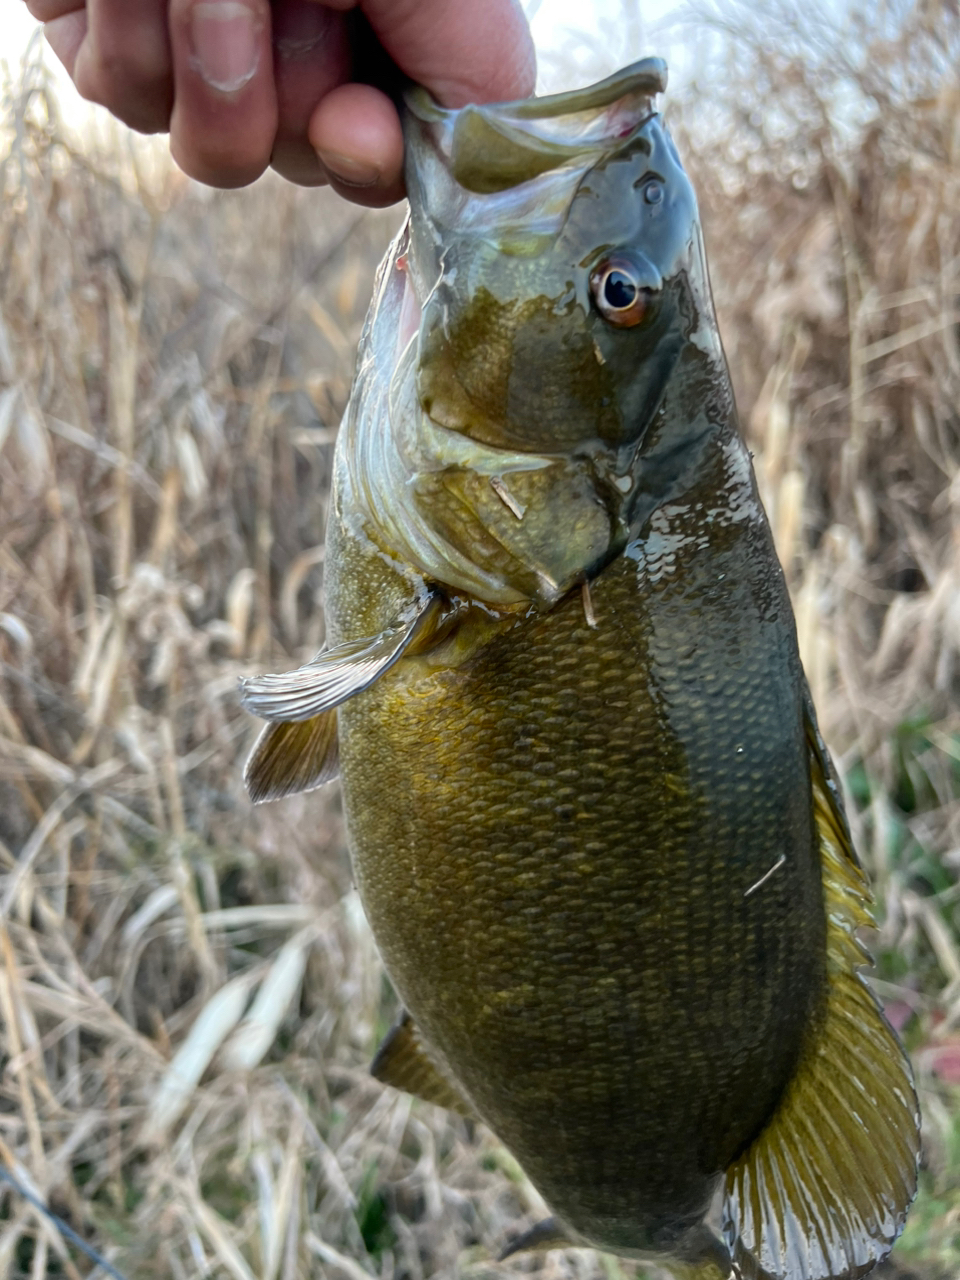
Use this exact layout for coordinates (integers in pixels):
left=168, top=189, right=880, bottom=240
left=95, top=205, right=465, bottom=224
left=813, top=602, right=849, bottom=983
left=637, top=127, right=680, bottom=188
left=241, top=57, right=920, bottom=1280
left=327, top=416, right=822, bottom=1254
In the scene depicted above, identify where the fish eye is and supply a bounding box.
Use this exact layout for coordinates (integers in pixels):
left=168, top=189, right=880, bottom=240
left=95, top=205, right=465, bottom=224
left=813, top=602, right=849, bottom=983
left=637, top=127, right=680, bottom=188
left=644, top=180, right=664, bottom=205
left=589, top=254, right=657, bottom=328
left=605, top=271, right=636, bottom=309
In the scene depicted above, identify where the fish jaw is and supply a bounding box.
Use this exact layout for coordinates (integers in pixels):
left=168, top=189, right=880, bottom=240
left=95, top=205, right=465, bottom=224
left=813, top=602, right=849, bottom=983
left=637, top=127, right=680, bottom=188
left=335, top=221, right=623, bottom=607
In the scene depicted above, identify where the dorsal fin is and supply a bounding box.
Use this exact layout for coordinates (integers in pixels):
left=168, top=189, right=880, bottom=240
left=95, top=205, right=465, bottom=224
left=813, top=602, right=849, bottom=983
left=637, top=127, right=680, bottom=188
left=370, top=1011, right=474, bottom=1118
left=238, top=590, right=443, bottom=723
left=722, top=702, right=920, bottom=1280
left=243, top=711, right=339, bottom=804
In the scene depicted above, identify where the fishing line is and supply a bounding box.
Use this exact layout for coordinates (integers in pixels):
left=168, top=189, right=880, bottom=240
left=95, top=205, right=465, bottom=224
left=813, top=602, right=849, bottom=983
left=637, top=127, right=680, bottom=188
left=0, top=1166, right=131, bottom=1280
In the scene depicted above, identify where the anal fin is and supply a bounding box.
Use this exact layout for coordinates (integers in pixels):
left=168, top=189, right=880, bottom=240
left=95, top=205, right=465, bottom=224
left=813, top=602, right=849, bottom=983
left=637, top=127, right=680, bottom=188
left=498, top=1219, right=732, bottom=1273
left=499, top=1218, right=572, bottom=1259
left=371, top=1011, right=474, bottom=1118
left=243, top=712, right=339, bottom=804
left=722, top=705, right=921, bottom=1280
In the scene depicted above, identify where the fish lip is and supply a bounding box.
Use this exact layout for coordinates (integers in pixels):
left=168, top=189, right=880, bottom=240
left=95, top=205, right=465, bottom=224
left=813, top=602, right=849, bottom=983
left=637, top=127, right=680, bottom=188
left=396, top=265, right=422, bottom=359
left=406, top=62, right=668, bottom=197
left=404, top=57, right=668, bottom=122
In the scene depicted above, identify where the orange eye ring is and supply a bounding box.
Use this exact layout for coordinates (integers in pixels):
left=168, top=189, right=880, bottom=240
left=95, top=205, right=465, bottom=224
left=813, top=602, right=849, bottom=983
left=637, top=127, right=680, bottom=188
left=589, top=254, right=657, bottom=328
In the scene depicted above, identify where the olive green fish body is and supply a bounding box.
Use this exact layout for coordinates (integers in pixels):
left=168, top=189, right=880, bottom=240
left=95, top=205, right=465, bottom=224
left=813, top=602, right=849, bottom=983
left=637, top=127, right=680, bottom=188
left=328, top=410, right=824, bottom=1252
left=242, top=59, right=920, bottom=1280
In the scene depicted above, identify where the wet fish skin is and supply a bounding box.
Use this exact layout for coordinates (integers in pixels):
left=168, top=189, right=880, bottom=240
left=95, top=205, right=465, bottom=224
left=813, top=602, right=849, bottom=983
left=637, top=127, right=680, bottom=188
left=327, top=409, right=823, bottom=1256
left=242, top=58, right=920, bottom=1280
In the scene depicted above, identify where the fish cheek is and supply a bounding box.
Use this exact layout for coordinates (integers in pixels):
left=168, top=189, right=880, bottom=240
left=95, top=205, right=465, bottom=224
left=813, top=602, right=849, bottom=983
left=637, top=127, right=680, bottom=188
left=416, top=283, right=511, bottom=442
left=502, top=301, right=627, bottom=447
left=417, top=284, right=624, bottom=450
left=588, top=300, right=686, bottom=448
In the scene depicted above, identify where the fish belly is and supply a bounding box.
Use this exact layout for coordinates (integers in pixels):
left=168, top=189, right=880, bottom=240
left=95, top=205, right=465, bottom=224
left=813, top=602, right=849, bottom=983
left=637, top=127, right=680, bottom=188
left=328, top=497, right=826, bottom=1254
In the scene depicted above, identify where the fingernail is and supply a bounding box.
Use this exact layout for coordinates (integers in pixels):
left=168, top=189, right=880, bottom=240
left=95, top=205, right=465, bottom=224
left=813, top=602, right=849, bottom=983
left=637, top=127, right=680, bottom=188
left=316, top=150, right=381, bottom=187
left=191, top=2, right=261, bottom=93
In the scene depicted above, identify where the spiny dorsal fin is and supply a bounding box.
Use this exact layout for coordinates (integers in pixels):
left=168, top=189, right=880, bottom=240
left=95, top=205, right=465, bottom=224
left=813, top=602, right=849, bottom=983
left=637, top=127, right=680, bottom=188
left=370, top=1011, right=474, bottom=1118
left=243, top=712, right=339, bottom=804
left=238, top=591, right=443, bottom=723
left=722, top=703, right=920, bottom=1280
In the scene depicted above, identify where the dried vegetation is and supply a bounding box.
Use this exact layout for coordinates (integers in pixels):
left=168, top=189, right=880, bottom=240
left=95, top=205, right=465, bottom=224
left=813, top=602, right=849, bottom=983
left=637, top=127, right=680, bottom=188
left=0, top=2, right=958, bottom=1277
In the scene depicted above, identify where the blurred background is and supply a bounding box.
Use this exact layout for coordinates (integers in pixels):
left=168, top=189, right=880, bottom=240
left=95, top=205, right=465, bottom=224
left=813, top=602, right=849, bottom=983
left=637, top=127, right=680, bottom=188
left=0, top=1, right=958, bottom=1276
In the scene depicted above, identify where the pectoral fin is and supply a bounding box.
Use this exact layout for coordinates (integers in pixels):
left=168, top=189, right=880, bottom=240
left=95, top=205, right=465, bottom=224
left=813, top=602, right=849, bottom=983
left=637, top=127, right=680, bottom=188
left=722, top=703, right=920, bottom=1280
left=244, top=712, right=339, bottom=804
left=238, top=590, right=443, bottom=723
left=371, top=1011, right=474, bottom=1118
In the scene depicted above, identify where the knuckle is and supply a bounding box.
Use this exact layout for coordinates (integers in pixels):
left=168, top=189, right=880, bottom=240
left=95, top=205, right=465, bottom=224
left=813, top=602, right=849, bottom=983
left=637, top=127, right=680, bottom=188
left=91, top=36, right=169, bottom=97
left=75, top=59, right=171, bottom=132
left=73, top=27, right=172, bottom=131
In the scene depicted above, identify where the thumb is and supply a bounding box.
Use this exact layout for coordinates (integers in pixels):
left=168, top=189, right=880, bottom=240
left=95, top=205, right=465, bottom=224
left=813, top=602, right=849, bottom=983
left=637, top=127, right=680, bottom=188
left=357, top=0, right=536, bottom=108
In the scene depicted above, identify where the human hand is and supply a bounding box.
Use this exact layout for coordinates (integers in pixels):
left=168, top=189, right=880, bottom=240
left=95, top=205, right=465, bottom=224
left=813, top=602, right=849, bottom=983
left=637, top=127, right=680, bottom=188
left=25, top=0, right=536, bottom=205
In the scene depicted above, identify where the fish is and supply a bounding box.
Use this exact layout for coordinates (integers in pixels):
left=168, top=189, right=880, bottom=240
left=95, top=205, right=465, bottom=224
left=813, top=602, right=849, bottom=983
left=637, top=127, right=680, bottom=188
left=239, top=58, right=921, bottom=1280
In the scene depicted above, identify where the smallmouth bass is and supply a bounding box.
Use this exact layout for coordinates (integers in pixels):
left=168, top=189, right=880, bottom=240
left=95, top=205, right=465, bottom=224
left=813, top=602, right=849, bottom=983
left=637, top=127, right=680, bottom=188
left=241, top=59, right=920, bottom=1280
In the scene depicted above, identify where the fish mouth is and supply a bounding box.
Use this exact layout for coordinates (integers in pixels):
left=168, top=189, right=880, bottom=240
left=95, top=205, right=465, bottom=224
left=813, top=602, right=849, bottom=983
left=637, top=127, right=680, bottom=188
left=406, top=57, right=667, bottom=195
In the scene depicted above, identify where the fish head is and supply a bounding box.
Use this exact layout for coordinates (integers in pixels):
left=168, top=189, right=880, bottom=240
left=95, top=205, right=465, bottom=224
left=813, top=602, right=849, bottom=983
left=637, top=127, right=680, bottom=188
left=340, top=61, right=727, bottom=608
left=402, top=58, right=705, bottom=457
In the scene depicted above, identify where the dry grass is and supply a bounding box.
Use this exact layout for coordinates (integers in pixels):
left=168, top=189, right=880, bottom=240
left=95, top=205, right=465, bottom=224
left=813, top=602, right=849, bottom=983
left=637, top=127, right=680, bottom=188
left=0, top=58, right=557, bottom=1280
left=0, top=3, right=958, bottom=1277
